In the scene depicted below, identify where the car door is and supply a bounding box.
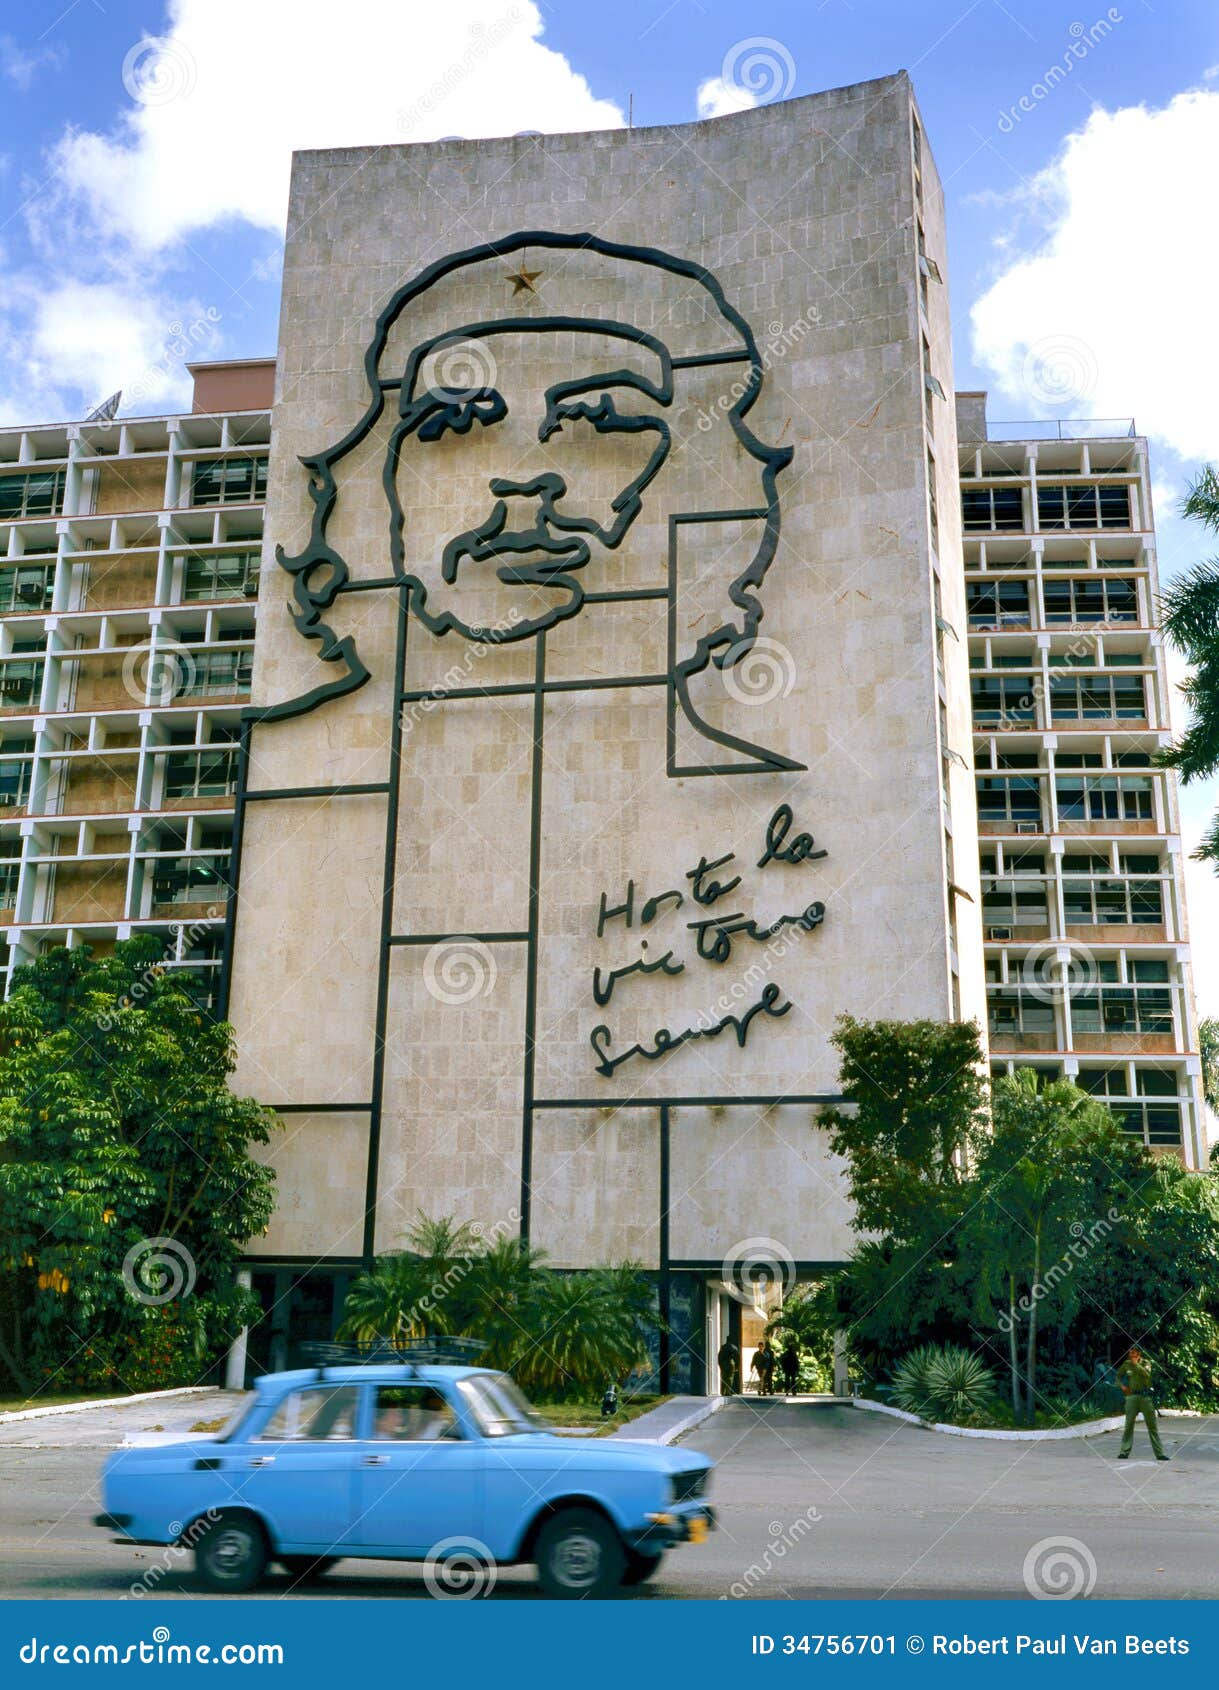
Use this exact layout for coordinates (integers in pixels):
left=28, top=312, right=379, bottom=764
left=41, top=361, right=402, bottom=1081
left=352, top=1384, right=485, bottom=1557
left=231, top=1384, right=362, bottom=1552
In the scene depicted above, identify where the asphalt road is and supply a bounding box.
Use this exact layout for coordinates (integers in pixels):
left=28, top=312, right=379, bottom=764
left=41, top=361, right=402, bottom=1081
left=2, top=1394, right=1217, bottom=1600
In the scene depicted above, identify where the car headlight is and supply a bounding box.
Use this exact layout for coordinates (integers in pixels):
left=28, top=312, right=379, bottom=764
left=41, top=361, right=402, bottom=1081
left=669, top=1468, right=709, bottom=1503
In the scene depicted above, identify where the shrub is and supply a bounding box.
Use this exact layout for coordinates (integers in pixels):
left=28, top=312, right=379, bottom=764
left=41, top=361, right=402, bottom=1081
left=891, top=1343, right=996, bottom=1423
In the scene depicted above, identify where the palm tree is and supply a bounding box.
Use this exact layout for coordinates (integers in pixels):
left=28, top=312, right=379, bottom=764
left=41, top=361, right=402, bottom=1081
left=1159, top=467, right=1219, bottom=864
left=1200, top=1017, right=1219, bottom=1116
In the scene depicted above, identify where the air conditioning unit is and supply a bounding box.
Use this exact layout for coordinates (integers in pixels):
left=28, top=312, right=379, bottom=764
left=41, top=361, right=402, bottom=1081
left=16, top=583, right=45, bottom=604
left=242, top=577, right=260, bottom=597
left=0, top=793, right=16, bottom=808
left=986, top=926, right=1013, bottom=941
left=1015, top=821, right=1040, bottom=835
left=0, top=681, right=31, bottom=701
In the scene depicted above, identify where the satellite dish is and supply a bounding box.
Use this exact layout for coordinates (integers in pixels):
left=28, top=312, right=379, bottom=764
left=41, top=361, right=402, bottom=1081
left=86, top=391, right=122, bottom=423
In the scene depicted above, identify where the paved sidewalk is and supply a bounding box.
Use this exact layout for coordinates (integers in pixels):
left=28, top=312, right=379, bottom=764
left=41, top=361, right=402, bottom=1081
left=0, top=1391, right=241, bottom=1450
left=611, top=1395, right=722, bottom=1444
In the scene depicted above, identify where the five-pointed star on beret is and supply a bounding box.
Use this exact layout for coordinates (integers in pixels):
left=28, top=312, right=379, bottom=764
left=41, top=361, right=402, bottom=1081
left=506, top=265, right=542, bottom=295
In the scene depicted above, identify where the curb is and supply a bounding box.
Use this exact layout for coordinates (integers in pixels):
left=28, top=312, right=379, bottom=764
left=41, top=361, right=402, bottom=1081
left=0, top=1386, right=218, bottom=1427
left=851, top=1397, right=1202, bottom=1441
left=612, top=1395, right=726, bottom=1446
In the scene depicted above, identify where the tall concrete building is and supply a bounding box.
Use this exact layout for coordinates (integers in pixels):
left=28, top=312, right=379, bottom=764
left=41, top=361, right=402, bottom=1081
left=224, top=74, right=986, bottom=1387
left=957, top=397, right=1206, bottom=1165
left=0, top=361, right=272, bottom=1005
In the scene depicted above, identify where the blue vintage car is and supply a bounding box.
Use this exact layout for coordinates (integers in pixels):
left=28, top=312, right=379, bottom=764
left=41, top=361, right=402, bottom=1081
left=96, top=1361, right=715, bottom=1597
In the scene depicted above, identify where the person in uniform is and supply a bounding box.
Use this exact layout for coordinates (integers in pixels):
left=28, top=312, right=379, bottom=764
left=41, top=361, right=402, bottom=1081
left=1116, top=1346, right=1169, bottom=1460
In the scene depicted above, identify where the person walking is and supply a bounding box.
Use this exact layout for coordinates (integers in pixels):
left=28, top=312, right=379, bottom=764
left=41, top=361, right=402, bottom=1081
left=717, top=1338, right=740, bottom=1396
left=779, top=1339, right=800, bottom=1395
left=754, top=1338, right=776, bottom=1397
left=1116, top=1346, right=1169, bottom=1461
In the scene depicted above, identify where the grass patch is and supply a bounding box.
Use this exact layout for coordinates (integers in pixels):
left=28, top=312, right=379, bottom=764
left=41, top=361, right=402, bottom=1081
left=0, top=1390, right=122, bottom=1416
left=537, top=1395, right=669, bottom=1435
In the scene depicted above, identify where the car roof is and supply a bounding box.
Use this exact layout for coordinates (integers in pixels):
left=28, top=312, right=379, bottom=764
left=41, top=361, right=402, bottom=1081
left=251, top=1364, right=492, bottom=1393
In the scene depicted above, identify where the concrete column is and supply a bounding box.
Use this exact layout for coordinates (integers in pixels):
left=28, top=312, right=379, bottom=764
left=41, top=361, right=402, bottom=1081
left=224, top=1267, right=252, bottom=1390
left=833, top=1331, right=849, bottom=1397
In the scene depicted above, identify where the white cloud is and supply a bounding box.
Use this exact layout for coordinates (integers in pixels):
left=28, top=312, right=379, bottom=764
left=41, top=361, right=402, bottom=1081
left=696, top=77, right=757, bottom=120
left=0, top=0, right=620, bottom=423
left=971, top=89, right=1219, bottom=461
left=0, top=35, right=64, bottom=93
left=44, top=0, right=622, bottom=252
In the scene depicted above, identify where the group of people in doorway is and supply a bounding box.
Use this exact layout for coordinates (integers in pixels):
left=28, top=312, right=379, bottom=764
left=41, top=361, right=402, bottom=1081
left=717, top=1336, right=801, bottom=1397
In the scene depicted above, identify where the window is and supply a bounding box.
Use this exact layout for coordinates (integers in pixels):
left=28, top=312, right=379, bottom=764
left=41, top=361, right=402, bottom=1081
left=1063, top=871, right=1162, bottom=926
left=987, top=989, right=1055, bottom=1038
left=183, top=550, right=261, bottom=600
left=1042, top=577, right=1137, bottom=624
left=0, top=843, right=19, bottom=903
left=971, top=675, right=1037, bottom=724
left=190, top=456, right=268, bottom=507
left=966, top=579, right=1029, bottom=627
left=1055, top=774, right=1153, bottom=823
left=0, top=660, right=44, bottom=708
left=0, top=562, right=55, bottom=612
left=961, top=485, right=1024, bottom=532
left=174, top=651, right=253, bottom=700
left=257, top=1386, right=359, bottom=1442
left=150, top=853, right=230, bottom=906
left=982, top=877, right=1048, bottom=927
left=372, top=1386, right=459, bottom=1442
left=977, top=775, right=1042, bottom=826
left=1072, top=963, right=1173, bottom=1036
left=0, top=469, right=66, bottom=520
left=1036, top=483, right=1130, bottom=531
left=0, top=738, right=33, bottom=809
left=163, top=750, right=238, bottom=799
left=1048, top=674, right=1145, bottom=721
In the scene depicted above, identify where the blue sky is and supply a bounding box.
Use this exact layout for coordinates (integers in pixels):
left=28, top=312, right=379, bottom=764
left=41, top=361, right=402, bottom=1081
left=1, top=0, right=1216, bottom=1009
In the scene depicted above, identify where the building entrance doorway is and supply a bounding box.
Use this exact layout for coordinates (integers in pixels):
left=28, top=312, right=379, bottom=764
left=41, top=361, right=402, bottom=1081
left=704, top=1276, right=840, bottom=1396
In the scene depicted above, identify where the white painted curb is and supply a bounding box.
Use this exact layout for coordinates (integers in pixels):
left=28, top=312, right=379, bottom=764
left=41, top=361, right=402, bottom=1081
left=615, top=1395, right=727, bottom=1446
left=851, top=1396, right=1200, bottom=1441
left=0, top=1386, right=218, bottom=1427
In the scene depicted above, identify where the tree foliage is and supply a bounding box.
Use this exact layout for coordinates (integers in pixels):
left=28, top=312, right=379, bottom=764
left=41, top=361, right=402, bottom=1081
left=338, top=1211, right=654, bottom=1397
left=0, top=941, right=276, bottom=1395
left=1158, top=465, right=1219, bottom=864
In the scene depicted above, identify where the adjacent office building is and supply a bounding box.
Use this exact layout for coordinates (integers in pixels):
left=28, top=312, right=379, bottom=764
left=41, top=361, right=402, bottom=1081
left=0, top=75, right=1204, bottom=1388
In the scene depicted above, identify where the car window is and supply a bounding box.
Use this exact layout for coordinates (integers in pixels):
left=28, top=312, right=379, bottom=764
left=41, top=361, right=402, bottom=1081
left=371, top=1385, right=459, bottom=1442
left=256, top=1386, right=359, bottom=1442
left=457, top=1373, right=550, bottom=1437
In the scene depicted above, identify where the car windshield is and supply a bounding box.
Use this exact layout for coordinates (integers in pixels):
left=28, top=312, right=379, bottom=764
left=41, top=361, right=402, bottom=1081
left=458, top=1372, right=552, bottom=1437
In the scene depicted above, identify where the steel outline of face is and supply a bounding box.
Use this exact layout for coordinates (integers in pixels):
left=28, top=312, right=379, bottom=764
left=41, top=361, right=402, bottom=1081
left=385, top=318, right=674, bottom=645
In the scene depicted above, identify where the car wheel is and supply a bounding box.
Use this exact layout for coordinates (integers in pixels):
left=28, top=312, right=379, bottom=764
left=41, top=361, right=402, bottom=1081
left=621, top=1548, right=664, bottom=1586
left=278, top=1555, right=339, bottom=1581
left=194, top=1514, right=268, bottom=1593
left=535, top=1508, right=625, bottom=1598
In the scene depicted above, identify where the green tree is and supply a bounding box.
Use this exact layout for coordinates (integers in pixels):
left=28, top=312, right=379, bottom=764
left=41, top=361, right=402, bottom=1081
left=1199, top=1017, right=1219, bottom=1116
left=339, top=1214, right=654, bottom=1397
left=1159, top=466, right=1219, bottom=864
left=0, top=940, right=276, bottom=1395
left=819, top=1016, right=989, bottom=1240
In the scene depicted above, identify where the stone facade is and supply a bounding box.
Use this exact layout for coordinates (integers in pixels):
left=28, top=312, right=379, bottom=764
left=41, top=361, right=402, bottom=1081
left=227, top=75, right=985, bottom=1380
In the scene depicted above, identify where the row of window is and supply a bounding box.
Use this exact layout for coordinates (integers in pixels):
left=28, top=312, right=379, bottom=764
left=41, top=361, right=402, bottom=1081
left=967, top=577, right=1139, bottom=625
left=971, top=674, right=1147, bottom=722
left=978, top=773, right=1154, bottom=826
left=0, top=457, right=267, bottom=522
left=983, top=876, right=1163, bottom=927
left=0, top=552, right=260, bottom=613
left=962, top=483, right=1132, bottom=533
